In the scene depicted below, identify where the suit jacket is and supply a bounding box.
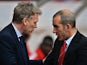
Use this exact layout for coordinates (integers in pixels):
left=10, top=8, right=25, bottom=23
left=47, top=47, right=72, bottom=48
left=44, top=31, right=87, bottom=65
left=0, top=23, right=43, bottom=65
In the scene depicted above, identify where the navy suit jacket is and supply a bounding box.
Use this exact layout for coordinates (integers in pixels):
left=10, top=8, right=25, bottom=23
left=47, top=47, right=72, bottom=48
left=44, top=31, right=87, bottom=65
left=0, top=23, right=43, bottom=65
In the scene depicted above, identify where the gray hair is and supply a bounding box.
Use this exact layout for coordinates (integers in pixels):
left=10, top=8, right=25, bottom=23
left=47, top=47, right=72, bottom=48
left=12, top=2, right=41, bottom=23
left=53, top=9, right=76, bottom=28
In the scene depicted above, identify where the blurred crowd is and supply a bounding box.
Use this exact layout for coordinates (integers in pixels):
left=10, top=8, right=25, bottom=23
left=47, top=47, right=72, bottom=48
left=26, top=35, right=53, bottom=60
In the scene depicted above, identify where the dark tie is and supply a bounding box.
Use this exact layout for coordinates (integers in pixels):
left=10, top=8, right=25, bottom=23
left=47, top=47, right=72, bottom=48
left=58, top=42, right=67, bottom=65
left=19, top=36, right=29, bottom=64
left=19, top=36, right=26, bottom=47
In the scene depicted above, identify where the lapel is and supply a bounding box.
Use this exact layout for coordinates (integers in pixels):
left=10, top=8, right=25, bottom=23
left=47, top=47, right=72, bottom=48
left=8, top=24, right=28, bottom=65
left=53, top=38, right=64, bottom=65
left=64, top=31, right=81, bottom=62
left=54, top=38, right=64, bottom=56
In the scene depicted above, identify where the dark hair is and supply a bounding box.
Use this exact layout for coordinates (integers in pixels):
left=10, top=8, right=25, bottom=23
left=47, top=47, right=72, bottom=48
left=41, top=35, right=53, bottom=46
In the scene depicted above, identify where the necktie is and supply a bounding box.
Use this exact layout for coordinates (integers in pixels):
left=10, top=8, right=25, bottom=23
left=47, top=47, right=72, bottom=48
left=19, top=36, right=26, bottom=47
left=58, top=42, right=67, bottom=65
left=19, top=36, right=29, bottom=63
left=19, top=36, right=28, bottom=55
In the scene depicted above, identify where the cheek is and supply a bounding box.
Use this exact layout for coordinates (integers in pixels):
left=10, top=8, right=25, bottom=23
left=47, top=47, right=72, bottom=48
left=56, top=28, right=62, bottom=33
left=25, top=24, right=31, bottom=32
left=26, top=24, right=30, bottom=29
left=28, top=22, right=33, bottom=28
left=63, top=28, right=67, bottom=33
left=30, top=22, right=34, bottom=27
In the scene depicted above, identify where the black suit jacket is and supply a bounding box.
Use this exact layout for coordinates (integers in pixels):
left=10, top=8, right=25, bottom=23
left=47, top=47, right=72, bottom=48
left=0, top=24, right=43, bottom=65
left=44, top=31, right=87, bottom=65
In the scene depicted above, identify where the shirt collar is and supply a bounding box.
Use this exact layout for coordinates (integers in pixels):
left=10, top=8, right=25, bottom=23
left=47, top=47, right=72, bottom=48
left=12, top=23, right=22, bottom=38
left=65, top=31, right=77, bottom=48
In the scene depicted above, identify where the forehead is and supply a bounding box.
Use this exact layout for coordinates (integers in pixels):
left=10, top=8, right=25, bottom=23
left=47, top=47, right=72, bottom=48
left=53, top=15, right=61, bottom=24
left=30, top=13, right=39, bottom=21
left=31, top=13, right=39, bottom=18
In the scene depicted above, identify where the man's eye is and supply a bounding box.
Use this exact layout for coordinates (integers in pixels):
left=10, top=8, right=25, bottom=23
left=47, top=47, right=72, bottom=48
left=53, top=25, right=58, bottom=28
left=34, top=22, right=36, bottom=24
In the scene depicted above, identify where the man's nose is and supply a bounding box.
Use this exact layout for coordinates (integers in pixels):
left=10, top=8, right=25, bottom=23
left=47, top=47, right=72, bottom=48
left=34, top=24, right=37, bottom=28
left=53, top=28, right=56, bottom=33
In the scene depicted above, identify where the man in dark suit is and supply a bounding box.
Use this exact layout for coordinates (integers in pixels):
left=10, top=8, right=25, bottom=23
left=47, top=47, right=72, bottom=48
left=0, top=2, right=43, bottom=65
left=43, top=9, right=87, bottom=65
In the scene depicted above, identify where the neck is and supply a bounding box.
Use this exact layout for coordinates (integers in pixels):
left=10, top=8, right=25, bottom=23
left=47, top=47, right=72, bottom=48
left=70, top=28, right=77, bottom=37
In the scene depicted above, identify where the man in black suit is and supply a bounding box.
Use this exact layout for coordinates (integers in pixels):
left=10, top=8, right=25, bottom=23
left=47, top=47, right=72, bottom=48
left=0, top=2, right=43, bottom=65
left=43, top=9, right=87, bottom=65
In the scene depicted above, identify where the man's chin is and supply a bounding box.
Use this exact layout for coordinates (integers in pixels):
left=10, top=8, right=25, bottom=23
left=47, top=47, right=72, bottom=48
left=58, top=37, right=63, bottom=41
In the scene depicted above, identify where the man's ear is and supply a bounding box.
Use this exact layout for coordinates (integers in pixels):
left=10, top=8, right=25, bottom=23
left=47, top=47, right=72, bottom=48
left=66, top=24, right=71, bottom=30
left=22, top=18, right=28, bottom=25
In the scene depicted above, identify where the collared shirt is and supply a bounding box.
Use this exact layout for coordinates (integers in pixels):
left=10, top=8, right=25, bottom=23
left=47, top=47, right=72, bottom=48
left=65, top=31, right=77, bottom=51
left=12, top=23, right=22, bottom=41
